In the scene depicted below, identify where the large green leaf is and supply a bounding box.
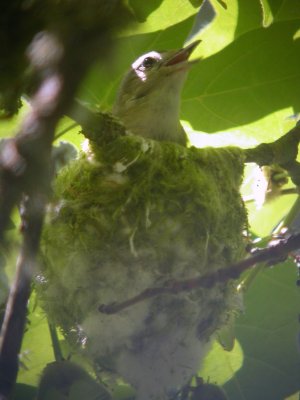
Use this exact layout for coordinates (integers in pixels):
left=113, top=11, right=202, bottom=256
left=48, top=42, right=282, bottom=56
left=260, top=0, right=300, bottom=27
left=81, top=0, right=300, bottom=144
left=200, top=259, right=300, bottom=400
left=226, top=260, right=300, bottom=400
left=80, top=14, right=198, bottom=110
left=17, top=297, right=53, bottom=387
left=182, top=19, right=300, bottom=134
left=126, top=0, right=198, bottom=33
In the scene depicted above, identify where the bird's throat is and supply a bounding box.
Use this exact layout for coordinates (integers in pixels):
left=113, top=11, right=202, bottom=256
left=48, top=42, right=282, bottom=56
left=115, top=89, right=187, bottom=145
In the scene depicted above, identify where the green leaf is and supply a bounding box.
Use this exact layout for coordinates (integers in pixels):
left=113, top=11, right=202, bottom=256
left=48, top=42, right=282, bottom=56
left=200, top=340, right=244, bottom=385
left=80, top=14, right=198, bottom=110
left=17, top=297, right=54, bottom=387
left=127, top=0, right=165, bottom=23
left=185, top=0, right=216, bottom=43
left=234, top=0, right=263, bottom=37
left=81, top=0, right=300, bottom=147
left=188, top=0, right=204, bottom=7
left=125, top=0, right=198, bottom=34
left=182, top=19, right=300, bottom=134
left=260, top=0, right=275, bottom=27
left=14, top=384, right=37, bottom=400
left=260, top=0, right=300, bottom=26
left=200, top=261, right=300, bottom=400
left=0, top=101, right=30, bottom=138
left=225, top=261, right=300, bottom=399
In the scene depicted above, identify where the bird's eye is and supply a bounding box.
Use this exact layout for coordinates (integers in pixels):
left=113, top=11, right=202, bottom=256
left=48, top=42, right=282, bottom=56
left=139, top=57, right=157, bottom=70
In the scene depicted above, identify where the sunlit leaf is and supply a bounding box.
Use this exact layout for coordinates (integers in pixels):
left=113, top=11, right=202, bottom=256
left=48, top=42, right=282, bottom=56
left=17, top=298, right=54, bottom=387
left=225, top=261, right=300, bottom=399
left=260, top=0, right=300, bottom=25
left=185, top=0, right=216, bottom=43
left=182, top=20, right=300, bottom=134
left=127, top=0, right=164, bottom=23
left=125, top=0, right=198, bottom=34
left=199, top=260, right=300, bottom=399
left=259, top=0, right=274, bottom=27
left=199, top=339, right=244, bottom=385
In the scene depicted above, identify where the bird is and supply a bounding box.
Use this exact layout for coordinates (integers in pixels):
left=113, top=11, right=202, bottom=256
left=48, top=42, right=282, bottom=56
left=112, top=41, right=200, bottom=146
left=40, top=42, right=246, bottom=400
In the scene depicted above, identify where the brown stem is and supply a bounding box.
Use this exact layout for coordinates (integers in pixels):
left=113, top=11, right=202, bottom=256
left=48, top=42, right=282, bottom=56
left=0, top=3, right=133, bottom=396
left=69, top=103, right=300, bottom=186
left=0, top=31, right=102, bottom=398
left=67, top=99, right=126, bottom=146
left=99, top=232, right=300, bottom=314
left=244, top=123, right=300, bottom=186
left=0, top=195, right=45, bottom=398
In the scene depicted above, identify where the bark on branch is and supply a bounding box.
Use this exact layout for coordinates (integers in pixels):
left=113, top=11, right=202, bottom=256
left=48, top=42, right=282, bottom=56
left=99, top=232, right=299, bottom=314
left=0, top=26, right=120, bottom=398
left=70, top=101, right=300, bottom=187
left=244, top=122, right=300, bottom=186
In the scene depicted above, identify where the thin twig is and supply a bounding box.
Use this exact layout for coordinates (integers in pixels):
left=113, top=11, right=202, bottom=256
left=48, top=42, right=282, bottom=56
left=0, top=4, right=132, bottom=397
left=0, top=31, right=104, bottom=398
left=67, top=99, right=126, bottom=145
left=54, top=122, right=79, bottom=141
left=243, top=187, right=298, bottom=204
left=99, top=232, right=300, bottom=314
left=69, top=103, right=300, bottom=186
left=48, top=322, right=64, bottom=362
left=0, top=194, right=46, bottom=398
left=244, top=123, right=300, bottom=186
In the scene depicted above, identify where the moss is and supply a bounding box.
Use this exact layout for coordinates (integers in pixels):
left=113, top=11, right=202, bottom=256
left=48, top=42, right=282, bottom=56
left=39, top=134, right=247, bottom=395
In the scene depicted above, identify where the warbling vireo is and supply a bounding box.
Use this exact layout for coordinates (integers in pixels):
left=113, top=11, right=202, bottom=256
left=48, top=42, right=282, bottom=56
left=113, top=41, right=200, bottom=146
left=40, top=40, right=245, bottom=400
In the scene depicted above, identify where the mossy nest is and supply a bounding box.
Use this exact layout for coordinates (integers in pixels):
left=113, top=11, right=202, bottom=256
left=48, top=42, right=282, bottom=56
left=39, top=133, right=247, bottom=399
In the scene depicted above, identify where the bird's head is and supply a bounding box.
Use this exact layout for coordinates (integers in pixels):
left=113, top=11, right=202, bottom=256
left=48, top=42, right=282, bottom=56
left=114, top=40, right=200, bottom=110
left=113, top=40, right=200, bottom=144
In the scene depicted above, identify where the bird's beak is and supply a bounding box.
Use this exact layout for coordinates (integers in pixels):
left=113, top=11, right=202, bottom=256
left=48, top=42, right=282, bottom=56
left=164, top=40, right=201, bottom=67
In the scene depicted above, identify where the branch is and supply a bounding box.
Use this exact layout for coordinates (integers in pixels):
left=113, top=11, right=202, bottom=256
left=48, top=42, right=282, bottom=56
left=0, top=33, right=76, bottom=399
left=67, top=99, right=126, bottom=145
left=0, top=194, right=45, bottom=398
left=0, top=30, right=116, bottom=398
left=67, top=102, right=300, bottom=187
left=99, top=232, right=300, bottom=314
left=244, top=122, right=300, bottom=185
left=48, top=323, right=64, bottom=362
left=0, top=1, right=135, bottom=394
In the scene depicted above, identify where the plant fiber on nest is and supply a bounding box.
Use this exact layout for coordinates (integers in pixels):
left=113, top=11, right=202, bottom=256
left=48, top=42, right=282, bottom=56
left=39, top=133, right=247, bottom=400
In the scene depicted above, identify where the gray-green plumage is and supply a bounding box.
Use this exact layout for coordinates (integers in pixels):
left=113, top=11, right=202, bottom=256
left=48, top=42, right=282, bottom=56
left=39, top=42, right=247, bottom=400
left=113, top=41, right=200, bottom=146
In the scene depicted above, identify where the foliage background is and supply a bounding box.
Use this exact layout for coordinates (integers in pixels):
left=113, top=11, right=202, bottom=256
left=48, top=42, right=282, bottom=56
left=1, top=0, right=300, bottom=399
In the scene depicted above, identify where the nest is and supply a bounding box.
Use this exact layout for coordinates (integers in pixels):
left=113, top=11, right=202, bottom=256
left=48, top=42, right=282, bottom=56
left=39, top=133, right=247, bottom=399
